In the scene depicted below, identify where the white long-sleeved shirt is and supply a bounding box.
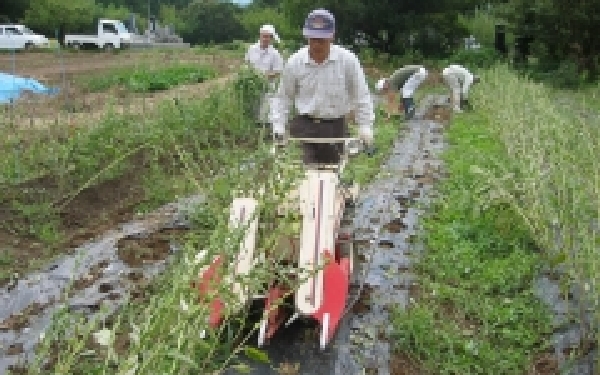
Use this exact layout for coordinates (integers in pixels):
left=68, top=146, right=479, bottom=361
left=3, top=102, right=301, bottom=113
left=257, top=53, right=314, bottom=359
left=270, top=44, right=374, bottom=137
left=443, top=64, right=474, bottom=95
left=244, top=42, right=284, bottom=74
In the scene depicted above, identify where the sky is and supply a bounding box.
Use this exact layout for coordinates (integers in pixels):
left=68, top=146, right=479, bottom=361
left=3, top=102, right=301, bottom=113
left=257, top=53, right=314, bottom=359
left=231, top=0, right=253, bottom=5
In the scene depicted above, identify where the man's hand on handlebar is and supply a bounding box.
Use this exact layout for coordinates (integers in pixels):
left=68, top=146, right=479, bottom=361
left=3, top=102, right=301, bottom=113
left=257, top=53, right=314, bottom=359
left=273, top=132, right=287, bottom=147
left=358, top=129, right=376, bottom=156
left=271, top=134, right=377, bottom=157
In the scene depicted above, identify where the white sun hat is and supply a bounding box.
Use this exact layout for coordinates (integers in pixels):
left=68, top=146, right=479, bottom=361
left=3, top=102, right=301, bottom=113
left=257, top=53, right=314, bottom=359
left=260, top=24, right=280, bottom=43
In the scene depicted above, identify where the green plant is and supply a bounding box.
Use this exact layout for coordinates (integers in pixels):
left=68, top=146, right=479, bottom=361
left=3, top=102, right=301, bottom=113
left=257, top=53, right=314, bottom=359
left=80, top=64, right=216, bottom=93
left=520, top=60, right=587, bottom=89
left=232, top=67, right=269, bottom=120
left=220, top=40, right=247, bottom=51
left=444, top=47, right=503, bottom=70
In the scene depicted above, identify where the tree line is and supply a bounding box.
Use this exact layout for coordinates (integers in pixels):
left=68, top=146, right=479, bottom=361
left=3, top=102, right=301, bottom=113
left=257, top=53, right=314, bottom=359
left=1, top=0, right=598, bottom=80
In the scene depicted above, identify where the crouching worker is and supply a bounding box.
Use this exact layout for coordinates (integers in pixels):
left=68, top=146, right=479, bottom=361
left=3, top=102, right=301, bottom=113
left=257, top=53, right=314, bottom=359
left=442, top=64, right=480, bottom=113
left=270, top=8, right=374, bottom=165
left=375, top=65, right=428, bottom=121
left=244, top=24, right=284, bottom=127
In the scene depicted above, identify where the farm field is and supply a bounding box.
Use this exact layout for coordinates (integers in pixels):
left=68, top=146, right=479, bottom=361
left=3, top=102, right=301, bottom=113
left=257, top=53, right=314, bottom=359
left=0, top=45, right=597, bottom=375
left=0, top=49, right=242, bottom=129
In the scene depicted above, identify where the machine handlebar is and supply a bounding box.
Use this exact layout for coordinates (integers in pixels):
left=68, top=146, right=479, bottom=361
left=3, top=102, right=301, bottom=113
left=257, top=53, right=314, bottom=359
left=272, top=136, right=377, bottom=157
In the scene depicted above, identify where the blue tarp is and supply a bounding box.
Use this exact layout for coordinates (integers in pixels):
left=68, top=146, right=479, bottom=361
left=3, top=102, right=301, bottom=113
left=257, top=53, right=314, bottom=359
left=0, top=72, right=60, bottom=104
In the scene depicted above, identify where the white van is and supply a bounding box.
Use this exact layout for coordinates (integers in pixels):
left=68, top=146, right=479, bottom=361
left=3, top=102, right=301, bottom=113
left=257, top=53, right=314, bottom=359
left=0, top=25, right=49, bottom=50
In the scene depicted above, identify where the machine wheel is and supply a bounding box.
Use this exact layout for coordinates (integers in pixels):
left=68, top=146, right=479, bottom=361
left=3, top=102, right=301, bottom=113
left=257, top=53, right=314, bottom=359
left=104, top=43, right=115, bottom=52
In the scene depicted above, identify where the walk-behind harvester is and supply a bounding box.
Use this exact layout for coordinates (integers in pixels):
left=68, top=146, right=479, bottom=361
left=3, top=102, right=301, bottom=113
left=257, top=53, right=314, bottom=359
left=195, top=137, right=368, bottom=350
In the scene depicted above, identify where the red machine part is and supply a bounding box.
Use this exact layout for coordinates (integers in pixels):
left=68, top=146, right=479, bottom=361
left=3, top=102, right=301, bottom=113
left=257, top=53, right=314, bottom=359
left=195, top=256, right=226, bottom=328
left=311, top=250, right=350, bottom=347
left=260, top=244, right=351, bottom=348
left=262, top=286, right=288, bottom=342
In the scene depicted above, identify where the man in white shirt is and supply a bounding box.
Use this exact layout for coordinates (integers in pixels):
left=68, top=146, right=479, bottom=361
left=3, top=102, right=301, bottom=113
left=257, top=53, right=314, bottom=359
left=245, top=24, right=285, bottom=125
left=375, top=65, right=428, bottom=120
left=442, top=64, right=480, bottom=113
left=270, top=9, right=374, bottom=164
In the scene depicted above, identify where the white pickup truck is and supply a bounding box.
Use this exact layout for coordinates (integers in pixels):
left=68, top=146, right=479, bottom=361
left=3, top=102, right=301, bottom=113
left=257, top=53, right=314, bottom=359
left=64, top=19, right=131, bottom=51
left=0, top=24, right=49, bottom=50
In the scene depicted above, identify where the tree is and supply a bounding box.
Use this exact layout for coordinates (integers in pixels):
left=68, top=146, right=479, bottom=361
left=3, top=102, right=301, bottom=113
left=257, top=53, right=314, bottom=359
left=1, top=0, right=32, bottom=23
left=159, top=4, right=188, bottom=35
left=280, top=0, right=471, bottom=57
left=508, top=0, right=600, bottom=79
left=237, top=6, right=296, bottom=41
left=24, top=0, right=99, bottom=43
left=180, top=2, right=245, bottom=44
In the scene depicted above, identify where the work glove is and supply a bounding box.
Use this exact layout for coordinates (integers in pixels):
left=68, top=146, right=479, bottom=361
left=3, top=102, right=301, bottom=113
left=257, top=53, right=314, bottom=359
left=269, top=132, right=286, bottom=155
left=358, top=127, right=377, bottom=156
left=358, top=127, right=373, bottom=146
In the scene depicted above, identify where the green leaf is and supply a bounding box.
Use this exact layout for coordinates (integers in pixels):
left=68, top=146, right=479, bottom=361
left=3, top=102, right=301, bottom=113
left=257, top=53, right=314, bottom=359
left=548, top=251, right=567, bottom=267
left=230, top=364, right=251, bottom=374
left=243, top=346, right=270, bottom=364
left=167, top=351, right=199, bottom=369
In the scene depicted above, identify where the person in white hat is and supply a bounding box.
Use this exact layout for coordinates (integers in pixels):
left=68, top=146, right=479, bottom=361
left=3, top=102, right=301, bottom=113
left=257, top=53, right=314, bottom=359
left=375, top=65, right=428, bottom=120
left=270, top=8, right=374, bottom=164
left=244, top=24, right=284, bottom=79
left=441, top=64, right=480, bottom=113
left=244, top=24, right=284, bottom=126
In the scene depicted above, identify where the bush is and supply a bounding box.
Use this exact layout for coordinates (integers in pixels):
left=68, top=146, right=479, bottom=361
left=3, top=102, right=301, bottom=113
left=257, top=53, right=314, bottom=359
left=220, top=40, right=247, bottom=51
left=520, top=60, right=586, bottom=89
left=444, top=47, right=504, bottom=70
left=233, top=67, right=269, bottom=120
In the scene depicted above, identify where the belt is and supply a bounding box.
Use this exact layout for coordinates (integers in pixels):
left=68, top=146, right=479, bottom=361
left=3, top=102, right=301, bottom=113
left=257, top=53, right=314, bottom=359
left=302, top=115, right=343, bottom=123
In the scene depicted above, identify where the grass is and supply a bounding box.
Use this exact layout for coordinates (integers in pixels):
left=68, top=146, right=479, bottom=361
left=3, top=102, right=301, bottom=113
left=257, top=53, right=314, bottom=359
left=78, top=64, right=216, bottom=93
left=476, top=65, right=600, bottom=364
left=391, top=109, right=554, bottom=374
